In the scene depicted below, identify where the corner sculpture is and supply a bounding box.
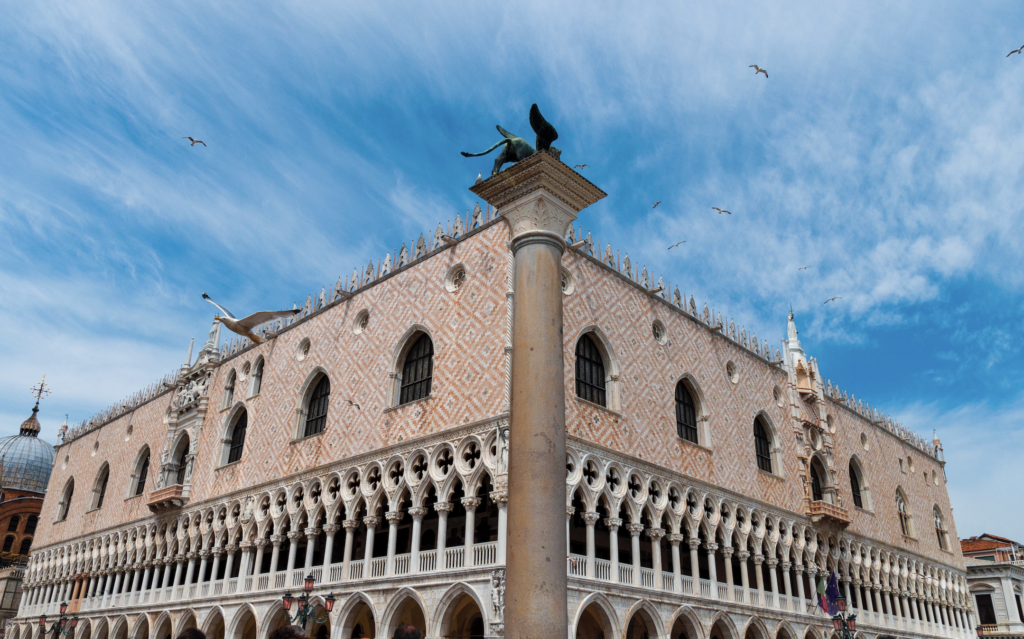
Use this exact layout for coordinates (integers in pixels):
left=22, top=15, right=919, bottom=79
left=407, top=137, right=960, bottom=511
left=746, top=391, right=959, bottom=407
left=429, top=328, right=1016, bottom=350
left=461, top=103, right=560, bottom=176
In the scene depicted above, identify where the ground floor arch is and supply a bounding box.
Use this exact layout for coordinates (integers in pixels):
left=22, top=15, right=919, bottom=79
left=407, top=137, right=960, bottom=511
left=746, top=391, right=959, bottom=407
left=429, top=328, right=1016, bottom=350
left=383, top=591, right=427, bottom=639
left=337, top=596, right=376, bottom=639
left=668, top=607, right=702, bottom=639
left=131, top=616, right=149, bottom=639
left=202, top=609, right=225, bottom=639
left=228, top=607, right=257, bottom=639
left=576, top=598, right=617, bottom=639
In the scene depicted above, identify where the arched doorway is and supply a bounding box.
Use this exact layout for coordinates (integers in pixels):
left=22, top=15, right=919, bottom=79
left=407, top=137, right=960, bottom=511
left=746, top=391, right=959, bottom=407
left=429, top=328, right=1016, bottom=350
left=152, top=615, right=172, bottom=639
left=132, top=617, right=149, bottom=639
left=576, top=602, right=613, bottom=639
left=447, top=594, right=485, bottom=639
left=232, top=609, right=257, bottom=639
left=625, top=608, right=658, bottom=639
left=669, top=610, right=700, bottom=639
left=388, top=596, right=427, bottom=638
left=341, top=600, right=376, bottom=639
left=307, top=604, right=331, bottom=639
left=204, top=610, right=225, bottom=639
left=709, top=617, right=736, bottom=639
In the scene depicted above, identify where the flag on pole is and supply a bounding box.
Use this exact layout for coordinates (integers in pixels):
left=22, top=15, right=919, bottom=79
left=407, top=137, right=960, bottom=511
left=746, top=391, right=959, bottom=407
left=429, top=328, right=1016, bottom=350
left=825, top=571, right=841, bottom=615
left=817, top=573, right=829, bottom=614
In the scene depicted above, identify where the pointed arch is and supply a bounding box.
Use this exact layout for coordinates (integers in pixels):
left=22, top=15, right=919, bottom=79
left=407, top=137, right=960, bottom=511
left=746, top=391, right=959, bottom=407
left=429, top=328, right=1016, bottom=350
left=622, top=599, right=666, bottom=639
left=128, top=446, right=151, bottom=498
left=381, top=587, right=429, bottom=638
left=175, top=610, right=199, bottom=637
left=708, top=611, right=739, bottom=639
left=201, top=607, right=226, bottom=639
left=109, top=616, right=129, bottom=639
left=151, top=610, right=173, bottom=639
left=572, top=591, right=620, bottom=639
left=226, top=602, right=259, bottom=639
left=674, top=373, right=710, bottom=447
left=753, top=411, right=781, bottom=476
left=219, top=403, right=249, bottom=466
left=89, top=463, right=111, bottom=510
left=129, top=613, right=150, bottom=639
left=294, top=367, right=332, bottom=439
left=335, top=591, right=377, bottom=639
left=248, top=355, right=264, bottom=398
left=387, top=325, right=436, bottom=407
left=847, top=456, right=871, bottom=510
left=573, top=326, right=621, bottom=410
left=432, top=581, right=489, bottom=639
left=774, top=620, right=798, bottom=639
left=743, top=616, right=771, bottom=639
left=667, top=604, right=705, bottom=639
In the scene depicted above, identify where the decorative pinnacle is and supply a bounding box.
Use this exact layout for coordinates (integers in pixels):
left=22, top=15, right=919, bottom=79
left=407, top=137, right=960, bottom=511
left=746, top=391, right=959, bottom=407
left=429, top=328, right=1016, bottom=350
left=30, top=375, right=51, bottom=408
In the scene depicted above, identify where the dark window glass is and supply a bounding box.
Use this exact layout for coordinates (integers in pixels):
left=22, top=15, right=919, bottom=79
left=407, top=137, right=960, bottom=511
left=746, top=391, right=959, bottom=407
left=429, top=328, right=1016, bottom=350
left=6, top=516, right=19, bottom=533
left=18, top=538, right=31, bottom=555
left=675, top=382, right=698, bottom=443
left=175, top=442, right=189, bottom=485
left=810, top=464, right=823, bottom=501
left=228, top=411, right=248, bottom=464
left=897, top=493, right=911, bottom=536
left=97, top=469, right=109, bottom=509
left=304, top=376, right=331, bottom=437
left=976, top=594, right=997, bottom=625
left=58, top=480, right=74, bottom=521
left=850, top=462, right=863, bottom=508
left=24, top=516, right=37, bottom=535
left=575, top=335, right=606, bottom=406
left=135, top=454, right=149, bottom=496
left=1, top=536, right=12, bottom=553
left=251, top=359, right=263, bottom=396
left=399, top=335, right=434, bottom=405
left=754, top=419, right=772, bottom=473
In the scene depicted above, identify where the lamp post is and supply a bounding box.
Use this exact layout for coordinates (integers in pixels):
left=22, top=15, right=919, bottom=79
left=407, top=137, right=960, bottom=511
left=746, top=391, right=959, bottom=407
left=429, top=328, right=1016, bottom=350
left=281, top=574, right=335, bottom=629
left=39, top=602, right=79, bottom=638
left=830, top=594, right=858, bottom=639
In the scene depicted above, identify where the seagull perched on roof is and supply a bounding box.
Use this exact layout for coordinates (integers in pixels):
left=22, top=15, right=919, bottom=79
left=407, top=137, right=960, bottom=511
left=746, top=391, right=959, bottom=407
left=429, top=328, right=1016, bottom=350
left=202, top=293, right=300, bottom=344
left=750, top=65, right=768, bottom=78
left=475, top=173, right=482, bottom=185
left=183, top=137, right=206, bottom=147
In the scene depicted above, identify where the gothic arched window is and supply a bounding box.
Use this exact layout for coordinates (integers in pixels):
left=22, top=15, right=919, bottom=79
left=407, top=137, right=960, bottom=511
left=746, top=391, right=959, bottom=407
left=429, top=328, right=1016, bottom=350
left=304, top=376, right=331, bottom=437
left=174, top=435, right=191, bottom=485
left=134, top=451, right=150, bottom=497
left=754, top=418, right=773, bottom=473
left=399, top=334, right=434, bottom=405
left=91, top=464, right=110, bottom=510
left=810, top=462, right=824, bottom=501
left=575, top=334, right=606, bottom=406
left=675, top=381, right=698, bottom=444
left=849, top=461, right=864, bottom=509
left=934, top=506, right=948, bottom=551
left=249, top=357, right=264, bottom=397
left=223, top=369, right=236, bottom=410
left=18, top=538, right=31, bottom=555
left=57, top=479, right=74, bottom=522
left=896, top=490, right=913, bottom=537
left=228, top=410, right=248, bottom=464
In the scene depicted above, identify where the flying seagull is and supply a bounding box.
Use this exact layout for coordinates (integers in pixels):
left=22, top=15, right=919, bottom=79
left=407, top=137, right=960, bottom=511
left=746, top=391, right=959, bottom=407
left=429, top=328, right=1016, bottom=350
left=798, top=266, right=810, bottom=271
left=573, top=164, right=589, bottom=169
left=202, top=292, right=300, bottom=344
left=823, top=296, right=841, bottom=305
left=652, top=201, right=662, bottom=208
left=183, top=137, right=206, bottom=147
left=712, top=207, right=732, bottom=215
left=750, top=65, right=768, bottom=78
left=668, top=241, right=686, bottom=250
left=1008, top=45, right=1024, bottom=57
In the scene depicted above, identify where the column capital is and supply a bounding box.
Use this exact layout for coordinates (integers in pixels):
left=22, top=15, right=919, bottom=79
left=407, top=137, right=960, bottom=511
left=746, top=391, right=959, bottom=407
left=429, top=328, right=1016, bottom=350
left=224, top=544, right=238, bottom=553
left=807, top=564, right=819, bottom=576
left=566, top=506, right=576, bottom=518
left=286, top=532, right=304, bottom=542
left=363, top=516, right=381, bottom=528
left=688, top=539, right=702, bottom=550
left=627, top=523, right=645, bottom=536
left=489, top=490, right=508, bottom=506
left=253, top=539, right=269, bottom=549
left=704, top=542, right=719, bottom=552
left=385, top=511, right=405, bottom=524
left=753, top=554, right=765, bottom=566
left=342, top=520, right=361, bottom=532
left=238, top=542, right=253, bottom=551
left=434, top=502, right=453, bottom=514
left=793, top=563, right=805, bottom=573
left=667, top=533, right=685, bottom=545
left=737, top=551, right=751, bottom=561
left=304, top=527, right=320, bottom=538
left=185, top=552, right=197, bottom=560
left=581, top=512, right=601, bottom=526
left=174, top=553, right=187, bottom=562
left=407, top=508, right=428, bottom=520
left=721, top=546, right=735, bottom=558
left=198, top=550, right=211, bottom=559
left=646, top=528, right=666, bottom=541
left=462, top=497, right=481, bottom=511
left=603, top=518, right=622, bottom=531
left=322, top=524, right=341, bottom=535
left=270, top=535, right=285, bottom=545
left=767, top=558, right=779, bottom=568
left=211, top=548, right=226, bottom=557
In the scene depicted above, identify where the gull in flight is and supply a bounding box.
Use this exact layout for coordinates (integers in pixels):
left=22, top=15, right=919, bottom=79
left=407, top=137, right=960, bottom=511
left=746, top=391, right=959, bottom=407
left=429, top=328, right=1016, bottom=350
left=798, top=266, right=810, bottom=271
left=750, top=65, right=768, bottom=78
left=1008, top=45, right=1024, bottom=57
left=573, top=164, right=589, bottom=169
left=202, top=292, right=300, bottom=344
left=712, top=207, right=732, bottom=215
left=668, top=241, right=686, bottom=250
left=652, top=201, right=662, bottom=208
left=183, top=137, right=206, bottom=147
left=823, top=296, right=841, bottom=305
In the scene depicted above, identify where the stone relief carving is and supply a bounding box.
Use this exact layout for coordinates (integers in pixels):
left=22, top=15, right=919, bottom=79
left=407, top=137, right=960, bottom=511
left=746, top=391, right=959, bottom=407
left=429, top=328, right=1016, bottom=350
left=175, top=371, right=211, bottom=410
left=490, top=567, right=506, bottom=635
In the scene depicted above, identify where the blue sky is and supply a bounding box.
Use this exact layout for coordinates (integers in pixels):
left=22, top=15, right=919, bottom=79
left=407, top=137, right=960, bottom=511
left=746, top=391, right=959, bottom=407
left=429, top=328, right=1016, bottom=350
left=2, top=2, right=1022, bottom=539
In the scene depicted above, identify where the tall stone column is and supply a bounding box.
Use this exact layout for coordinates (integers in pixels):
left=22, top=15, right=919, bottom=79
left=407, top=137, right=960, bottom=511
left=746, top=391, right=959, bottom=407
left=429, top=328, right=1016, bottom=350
left=648, top=528, right=665, bottom=589
left=407, top=509, right=426, bottom=573
left=435, top=502, right=452, bottom=565
left=303, top=527, right=318, bottom=572
left=269, top=536, right=283, bottom=574
left=628, top=524, right=644, bottom=586
left=737, top=551, right=751, bottom=603
left=583, top=512, right=599, bottom=578
left=605, top=518, right=622, bottom=583
left=706, top=543, right=719, bottom=599
left=322, top=524, right=340, bottom=568
left=491, top=491, right=508, bottom=564
left=385, top=512, right=403, bottom=576
left=340, top=521, right=358, bottom=581
left=252, top=540, right=266, bottom=577
left=463, top=497, right=480, bottom=567
left=668, top=534, right=684, bottom=593
left=471, top=152, right=605, bottom=639
left=722, top=546, right=735, bottom=601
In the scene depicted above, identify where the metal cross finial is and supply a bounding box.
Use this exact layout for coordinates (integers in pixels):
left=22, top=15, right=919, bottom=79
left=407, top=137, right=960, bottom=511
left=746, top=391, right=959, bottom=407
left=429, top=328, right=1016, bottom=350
left=30, top=375, right=51, bottom=406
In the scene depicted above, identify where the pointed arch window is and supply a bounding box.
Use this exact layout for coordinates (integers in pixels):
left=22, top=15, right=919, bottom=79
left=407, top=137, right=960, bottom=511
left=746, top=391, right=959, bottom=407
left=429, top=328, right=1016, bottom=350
left=91, top=465, right=110, bottom=510
left=57, top=479, right=74, bottom=522
left=575, top=334, right=606, bottom=406
left=304, top=376, right=331, bottom=437
left=174, top=436, right=190, bottom=485
left=223, top=370, right=236, bottom=410
left=675, top=381, right=698, bottom=443
left=896, top=491, right=913, bottom=537
left=134, top=452, right=150, bottom=496
left=399, top=334, right=434, bottom=405
left=250, top=358, right=264, bottom=397
left=754, top=418, right=773, bottom=473
left=810, top=463, right=824, bottom=501
left=934, top=506, right=949, bottom=551
left=850, top=461, right=864, bottom=508
left=228, top=410, right=248, bottom=464
left=24, top=515, right=37, bottom=535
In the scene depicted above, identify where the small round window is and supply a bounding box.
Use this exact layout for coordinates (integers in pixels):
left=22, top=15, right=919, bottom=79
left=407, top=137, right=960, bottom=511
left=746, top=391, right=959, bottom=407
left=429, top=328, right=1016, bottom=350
left=726, top=361, right=739, bottom=384
left=296, top=338, right=311, bottom=361
left=561, top=268, right=575, bottom=296
left=353, top=310, right=370, bottom=335
left=652, top=320, right=667, bottom=345
left=445, top=264, right=467, bottom=293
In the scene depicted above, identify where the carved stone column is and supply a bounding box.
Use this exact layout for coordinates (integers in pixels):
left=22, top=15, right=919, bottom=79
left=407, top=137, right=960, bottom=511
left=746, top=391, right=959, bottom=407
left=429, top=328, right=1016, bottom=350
left=470, top=152, right=605, bottom=639
left=605, top=518, right=622, bottom=583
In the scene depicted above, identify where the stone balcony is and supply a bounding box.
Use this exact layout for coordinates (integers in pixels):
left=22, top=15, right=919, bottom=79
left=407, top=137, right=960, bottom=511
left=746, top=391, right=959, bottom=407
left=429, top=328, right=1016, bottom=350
left=146, top=484, right=188, bottom=512
left=808, top=500, right=851, bottom=526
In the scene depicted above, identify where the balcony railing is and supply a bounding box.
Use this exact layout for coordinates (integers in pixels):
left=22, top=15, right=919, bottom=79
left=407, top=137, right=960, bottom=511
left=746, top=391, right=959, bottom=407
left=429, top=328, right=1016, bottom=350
left=146, top=484, right=187, bottom=511
left=808, top=500, right=852, bottom=525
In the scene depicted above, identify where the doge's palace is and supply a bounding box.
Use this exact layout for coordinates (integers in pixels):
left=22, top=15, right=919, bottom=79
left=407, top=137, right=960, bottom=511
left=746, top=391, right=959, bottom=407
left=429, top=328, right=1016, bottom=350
left=10, top=156, right=970, bottom=639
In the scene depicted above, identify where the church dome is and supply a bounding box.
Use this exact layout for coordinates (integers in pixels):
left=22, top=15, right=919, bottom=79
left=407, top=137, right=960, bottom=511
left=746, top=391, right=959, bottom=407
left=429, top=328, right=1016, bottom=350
left=0, top=405, right=55, bottom=494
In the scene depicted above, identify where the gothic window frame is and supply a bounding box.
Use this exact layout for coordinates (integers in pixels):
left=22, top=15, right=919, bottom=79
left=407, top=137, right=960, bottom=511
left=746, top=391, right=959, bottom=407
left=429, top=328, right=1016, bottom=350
left=810, top=460, right=824, bottom=502
left=573, top=327, right=621, bottom=411
left=303, top=375, right=331, bottom=438
left=933, top=505, right=949, bottom=551
left=674, top=375, right=709, bottom=447
left=389, top=327, right=436, bottom=408
left=848, top=456, right=871, bottom=511
left=171, top=433, right=192, bottom=486
left=90, top=463, right=110, bottom=510
left=248, top=356, right=264, bottom=398
left=129, top=447, right=151, bottom=498
left=222, top=369, right=236, bottom=411
left=753, top=414, right=778, bottom=475
left=56, top=478, right=74, bottom=522
left=227, top=409, right=248, bottom=465
left=575, top=334, right=607, bottom=406
left=896, top=488, right=915, bottom=538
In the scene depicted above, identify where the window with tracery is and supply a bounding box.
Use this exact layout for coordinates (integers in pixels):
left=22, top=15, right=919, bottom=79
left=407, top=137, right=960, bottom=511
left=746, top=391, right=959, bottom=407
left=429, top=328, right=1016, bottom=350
left=896, top=491, right=912, bottom=537
left=135, top=452, right=150, bottom=496
left=754, top=418, right=773, bottom=473
left=57, top=479, right=74, bottom=521
left=223, top=370, right=236, bottom=409
left=850, top=461, right=864, bottom=508
left=934, top=506, right=948, bottom=550
left=304, top=375, right=331, bottom=437
left=399, top=334, right=434, bottom=405
left=228, top=410, right=248, bottom=464
left=575, top=335, right=606, bottom=406
left=810, top=463, right=824, bottom=501
left=675, top=381, right=698, bottom=443
left=250, top=358, right=264, bottom=396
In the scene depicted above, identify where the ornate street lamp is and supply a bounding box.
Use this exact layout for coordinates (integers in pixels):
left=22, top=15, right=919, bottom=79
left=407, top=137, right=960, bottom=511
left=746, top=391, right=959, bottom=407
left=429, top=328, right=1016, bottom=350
left=281, top=574, right=335, bottom=628
left=39, top=603, right=79, bottom=638
left=829, top=594, right=857, bottom=639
